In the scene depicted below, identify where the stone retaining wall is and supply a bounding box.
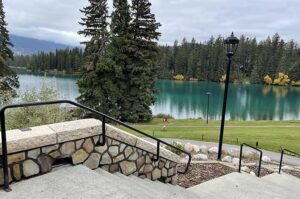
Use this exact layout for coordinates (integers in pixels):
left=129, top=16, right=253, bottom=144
left=0, top=119, right=179, bottom=186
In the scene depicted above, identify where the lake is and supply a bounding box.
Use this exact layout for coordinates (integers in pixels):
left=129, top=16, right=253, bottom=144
left=16, top=72, right=300, bottom=120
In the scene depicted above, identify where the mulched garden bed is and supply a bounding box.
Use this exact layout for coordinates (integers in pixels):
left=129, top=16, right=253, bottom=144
left=248, top=165, right=274, bottom=177
left=177, top=163, right=235, bottom=188
left=282, top=169, right=300, bottom=178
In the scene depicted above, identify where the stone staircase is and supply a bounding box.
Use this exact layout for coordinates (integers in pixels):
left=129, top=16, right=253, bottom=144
left=1, top=165, right=299, bottom=199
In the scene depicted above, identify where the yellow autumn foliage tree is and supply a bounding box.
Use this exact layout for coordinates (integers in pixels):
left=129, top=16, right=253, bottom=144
left=220, top=75, right=226, bottom=82
left=273, top=73, right=290, bottom=86
left=263, top=75, right=273, bottom=85
left=291, top=80, right=300, bottom=87
left=173, top=74, right=184, bottom=81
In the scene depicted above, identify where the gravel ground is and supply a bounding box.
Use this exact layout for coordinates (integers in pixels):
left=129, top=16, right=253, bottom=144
left=282, top=169, right=300, bottom=178
left=177, top=163, right=235, bottom=188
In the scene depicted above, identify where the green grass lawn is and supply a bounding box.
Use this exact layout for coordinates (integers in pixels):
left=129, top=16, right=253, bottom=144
left=119, top=118, right=300, bottom=153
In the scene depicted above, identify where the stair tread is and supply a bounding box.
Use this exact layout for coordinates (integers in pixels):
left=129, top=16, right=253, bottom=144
left=187, top=172, right=299, bottom=199
left=0, top=165, right=145, bottom=199
left=94, top=169, right=160, bottom=199
left=95, top=168, right=198, bottom=199
left=114, top=172, right=197, bottom=199
left=262, top=173, right=300, bottom=192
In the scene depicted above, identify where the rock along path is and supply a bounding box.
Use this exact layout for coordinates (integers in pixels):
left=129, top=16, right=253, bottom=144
left=145, top=138, right=300, bottom=166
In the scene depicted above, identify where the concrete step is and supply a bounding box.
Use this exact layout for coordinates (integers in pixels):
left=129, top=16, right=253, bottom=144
left=262, top=173, right=300, bottom=194
left=187, top=172, right=299, bottom=199
left=0, top=165, right=199, bottom=199
left=94, top=169, right=155, bottom=199
left=113, top=172, right=198, bottom=199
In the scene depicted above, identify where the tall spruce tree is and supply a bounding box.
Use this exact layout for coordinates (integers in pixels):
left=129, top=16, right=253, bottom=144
left=77, top=0, right=120, bottom=117
left=118, top=0, right=161, bottom=122
left=0, top=0, right=19, bottom=103
left=109, top=0, right=132, bottom=119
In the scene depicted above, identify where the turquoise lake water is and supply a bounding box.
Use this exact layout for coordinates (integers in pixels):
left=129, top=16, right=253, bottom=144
left=16, top=72, right=300, bottom=120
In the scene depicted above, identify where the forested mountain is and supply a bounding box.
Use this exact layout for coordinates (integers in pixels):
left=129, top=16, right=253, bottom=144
left=158, top=33, right=300, bottom=83
left=10, top=34, right=74, bottom=55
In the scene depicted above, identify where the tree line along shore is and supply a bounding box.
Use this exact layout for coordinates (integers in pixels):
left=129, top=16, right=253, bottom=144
left=8, top=33, right=300, bottom=87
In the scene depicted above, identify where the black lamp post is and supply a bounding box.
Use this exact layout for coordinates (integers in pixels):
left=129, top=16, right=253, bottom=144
left=217, top=32, right=239, bottom=160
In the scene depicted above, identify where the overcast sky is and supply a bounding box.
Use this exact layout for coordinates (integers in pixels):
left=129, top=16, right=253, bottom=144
left=3, top=0, right=300, bottom=46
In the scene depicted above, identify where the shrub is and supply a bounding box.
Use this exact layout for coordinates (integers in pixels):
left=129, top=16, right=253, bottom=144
left=154, top=113, right=174, bottom=119
left=0, top=76, right=19, bottom=104
left=6, top=83, right=74, bottom=130
left=220, top=74, right=226, bottom=82
left=273, top=72, right=290, bottom=86
left=165, top=141, right=184, bottom=156
left=291, top=80, right=300, bottom=87
left=263, top=75, right=273, bottom=85
left=173, top=74, right=184, bottom=81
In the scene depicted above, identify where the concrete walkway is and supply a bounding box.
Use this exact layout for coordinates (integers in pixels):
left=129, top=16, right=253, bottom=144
left=146, top=138, right=300, bottom=166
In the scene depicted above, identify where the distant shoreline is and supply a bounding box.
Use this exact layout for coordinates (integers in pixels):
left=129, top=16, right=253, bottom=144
left=11, top=66, right=300, bottom=87
left=11, top=66, right=80, bottom=76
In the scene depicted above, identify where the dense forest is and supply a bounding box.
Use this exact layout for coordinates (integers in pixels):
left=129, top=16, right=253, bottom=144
left=158, top=33, right=300, bottom=84
left=7, top=48, right=84, bottom=73
left=8, top=33, right=300, bottom=84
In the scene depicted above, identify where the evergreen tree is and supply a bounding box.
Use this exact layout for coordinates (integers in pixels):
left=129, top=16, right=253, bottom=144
left=170, top=40, right=178, bottom=73
left=77, top=0, right=120, bottom=117
left=211, top=36, right=226, bottom=81
left=109, top=0, right=132, bottom=119
left=0, top=0, right=19, bottom=103
left=186, top=39, right=198, bottom=79
left=204, top=36, right=214, bottom=81
left=119, top=0, right=161, bottom=122
left=174, top=38, right=188, bottom=75
left=78, top=0, right=110, bottom=70
left=158, top=46, right=172, bottom=79
left=248, top=38, right=257, bottom=77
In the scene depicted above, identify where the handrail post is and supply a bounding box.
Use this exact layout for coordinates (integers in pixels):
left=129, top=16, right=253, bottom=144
left=279, top=150, right=284, bottom=174
left=184, top=153, right=192, bottom=173
left=0, top=110, right=11, bottom=192
left=238, top=144, right=243, bottom=173
left=278, top=149, right=300, bottom=174
left=97, top=116, right=106, bottom=146
left=239, top=143, right=263, bottom=177
left=257, top=151, right=262, bottom=177
left=152, top=141, right=160, bottom=161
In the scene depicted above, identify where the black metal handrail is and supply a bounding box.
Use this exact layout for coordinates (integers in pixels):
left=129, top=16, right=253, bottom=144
left=238, top=143, right=263, bottom=177
left=279, top=148, right=300, bottom=174
left=0, top=100, right=192, bottom=191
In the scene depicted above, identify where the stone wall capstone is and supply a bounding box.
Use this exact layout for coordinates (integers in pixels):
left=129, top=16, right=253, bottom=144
left=0, top=119, right=180, bottom=186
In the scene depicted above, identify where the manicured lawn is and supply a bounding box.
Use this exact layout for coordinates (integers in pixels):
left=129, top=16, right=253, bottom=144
left=119, top=118, right=300, bottom=153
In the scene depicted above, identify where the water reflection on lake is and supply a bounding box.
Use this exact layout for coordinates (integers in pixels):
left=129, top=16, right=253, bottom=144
left=16, top=72, right=300, bottom=120
left=152, top=80, right=300, bottom=120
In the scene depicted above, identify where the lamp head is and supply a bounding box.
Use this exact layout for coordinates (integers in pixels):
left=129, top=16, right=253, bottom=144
left=224, top=32, right=239, bottom=57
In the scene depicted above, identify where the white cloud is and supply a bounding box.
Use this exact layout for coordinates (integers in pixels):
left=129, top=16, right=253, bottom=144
left=3, top=0, right=88, bottom=45
left=3, top=0, right=300, bottom=45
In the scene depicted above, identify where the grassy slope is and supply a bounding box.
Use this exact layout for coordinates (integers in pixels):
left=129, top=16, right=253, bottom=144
left=119, top=119, right=300, bottom=153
